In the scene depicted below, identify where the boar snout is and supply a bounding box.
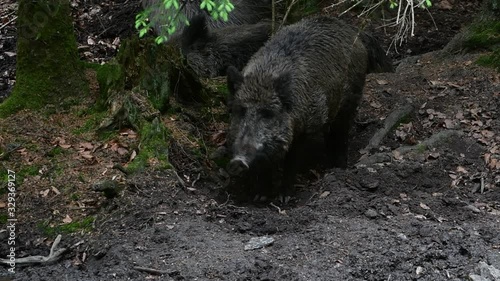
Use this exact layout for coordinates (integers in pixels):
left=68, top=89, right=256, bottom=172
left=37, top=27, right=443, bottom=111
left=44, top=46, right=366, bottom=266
left=227, top=156, right=250, bottom=176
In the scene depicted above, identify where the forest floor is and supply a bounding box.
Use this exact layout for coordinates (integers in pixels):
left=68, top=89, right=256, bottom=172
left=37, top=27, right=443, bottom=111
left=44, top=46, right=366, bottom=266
left=1, top=0, right=499, bottom=280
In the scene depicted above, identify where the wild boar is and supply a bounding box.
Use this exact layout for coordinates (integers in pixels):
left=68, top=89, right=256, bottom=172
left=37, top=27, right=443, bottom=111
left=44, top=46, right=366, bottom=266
left=225, top=15, right=393, bottom=200
left=181, top=14, right=272, bottom=78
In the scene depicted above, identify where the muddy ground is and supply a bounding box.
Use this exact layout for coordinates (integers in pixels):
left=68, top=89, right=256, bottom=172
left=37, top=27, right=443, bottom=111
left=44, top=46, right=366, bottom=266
left=1, top=0, right=500, bottom=280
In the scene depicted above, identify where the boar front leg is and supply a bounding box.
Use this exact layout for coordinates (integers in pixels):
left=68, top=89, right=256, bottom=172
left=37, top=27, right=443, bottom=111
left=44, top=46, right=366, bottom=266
left=279, top=135, right=305, bottom=203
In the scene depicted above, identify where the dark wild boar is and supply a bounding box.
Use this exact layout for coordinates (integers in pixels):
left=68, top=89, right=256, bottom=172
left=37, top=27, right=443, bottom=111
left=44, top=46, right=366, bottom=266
left=142, top=0, right=272, bottom=38
left=226, top=15, right=393, bottom=200
left=181, top=14, right=272, bottom=78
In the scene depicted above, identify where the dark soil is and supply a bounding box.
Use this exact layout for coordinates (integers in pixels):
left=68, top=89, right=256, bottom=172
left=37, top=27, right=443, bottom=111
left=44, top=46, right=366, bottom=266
left=1, top=1, right=500, bottom=281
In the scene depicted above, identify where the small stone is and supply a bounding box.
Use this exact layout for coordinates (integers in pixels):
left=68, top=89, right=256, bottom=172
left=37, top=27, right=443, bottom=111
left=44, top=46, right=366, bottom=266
left=416, top=266, right=424, bottom=275
left=361, top=180, right=380, bottom=190
left=397, top=233, right=408, bottom=241
left=364, top=208, right=378, bottom=219
left=244, top=236, right=275, bottom=251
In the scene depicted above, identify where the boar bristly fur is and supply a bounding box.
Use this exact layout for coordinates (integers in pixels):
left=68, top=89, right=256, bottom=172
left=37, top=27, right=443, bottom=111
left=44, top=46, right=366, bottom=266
left=181, top=14, right=272, bottom=78
left=226, top=15, right=393, bottom=199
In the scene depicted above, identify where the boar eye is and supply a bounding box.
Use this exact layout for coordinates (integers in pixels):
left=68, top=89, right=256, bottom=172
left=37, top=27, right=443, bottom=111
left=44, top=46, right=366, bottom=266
left=259, top=109, right=274, bottom=119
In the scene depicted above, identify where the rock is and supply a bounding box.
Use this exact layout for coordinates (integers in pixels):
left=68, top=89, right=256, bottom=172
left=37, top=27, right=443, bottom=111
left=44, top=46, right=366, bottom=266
left=364, top=208, right=378, bottom=219
left=244, top=236, right=275, bottom=251
left=361, top=179, right=380, bottom=190
left=470, top=261, right=500, bottom=281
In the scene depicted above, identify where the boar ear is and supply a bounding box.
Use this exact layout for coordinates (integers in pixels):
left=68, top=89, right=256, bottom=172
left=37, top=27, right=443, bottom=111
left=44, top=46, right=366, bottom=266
left=227, top=66, right=244, bottom=96
left=181, top=14, right=209, bottom=50
left=273, top=72, right=293, bottom=111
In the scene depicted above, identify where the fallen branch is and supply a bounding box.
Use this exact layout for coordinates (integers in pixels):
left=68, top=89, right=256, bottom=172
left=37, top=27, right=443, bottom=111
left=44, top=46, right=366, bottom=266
left=0, top=235, right=67, bottom=266
left=0, top=16, right=17, bottom=30
left=133, top=266, right=170, bottom=275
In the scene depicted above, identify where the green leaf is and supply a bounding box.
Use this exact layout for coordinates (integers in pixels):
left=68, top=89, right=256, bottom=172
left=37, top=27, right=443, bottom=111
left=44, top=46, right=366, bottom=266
left=168, top=25, right=177, bottom=35
left=221, top=11, right=228, bottom=21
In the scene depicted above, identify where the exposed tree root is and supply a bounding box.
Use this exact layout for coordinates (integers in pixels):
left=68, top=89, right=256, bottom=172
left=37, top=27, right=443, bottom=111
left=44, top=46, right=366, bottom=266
left=361, top=103, right=414, bottom=154
left=357, top=130, right=464, bottom=166
left=133, top=266, right=171, bottom=275
left=0, top=235, right=67, bottom=266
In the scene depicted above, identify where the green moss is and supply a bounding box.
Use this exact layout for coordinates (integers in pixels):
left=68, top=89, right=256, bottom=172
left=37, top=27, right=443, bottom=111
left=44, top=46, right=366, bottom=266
left=46, top=146, right=64, bottom=157
left=0, top=214, right=7, bottom=224
left=84, top=62, right=124, bottom=107
left=73, top=110, right=109, bottom=135
left=416, top=144, right=427, bottom=154
left=463, top=21, right=500, bottom=50
left=70, top=193, right=80, bottom=201
left=391, top=115, right=413, bottom=131
left=0, top=168, right=7, bottom=195
left=127, top=117, right=171, bottom=172
left=78, top=173, right=86, bottom=183
left=476, top=48, right=500, bottom=71
left=0, top=0, right=88, bottom=118
left=19, top=165, right=40, bottom=177
left=15, top=164, right=40, bottom=184
left=38, top=216, right=94, bottom=237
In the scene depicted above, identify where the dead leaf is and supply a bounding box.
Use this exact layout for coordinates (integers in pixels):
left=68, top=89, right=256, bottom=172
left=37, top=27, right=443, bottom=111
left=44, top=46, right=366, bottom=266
left=471, top=120, right=483, bottom=127
left=370, top=101, right=382, bottom=109
left=87, top=37, right=95, bottom=45
left=437, top=0, right=453, bottom=10
left=60, top=144, right=72, bottom=149
left=319, top=191, right=331, bottom=198
left=211, top=131, right=226, bottom=146
left=393, top=150, right=403, bottom=160
left=428, top=152, right=440, bottom=160
left=484, top=153, right=491, bottom=164
left=420, top=202, right=431, bottom=210
left=51, top=186, right=61, bottom=195
left=40, top=189, right=50, bottom=197
left=414, top=214, right=427, bottom=220
left=80, top=151, right=94, bottom=159
left=4, top=51, right=16, bottom=57
left=481, top=130, right=495, bottom=138
left=117, top=147, right=128, bottom=155
left=80, top=142, right=94, bottom=150
left=489, top=158, right=499, bottom=170
left=62, top=215, right=73, bottom=224
left=444, top=119, right=455, bottom=129
left=0, top=202, right=6, bottom=208
left=490, top=146, right=498, bottom=154
left=456, top=166, right=468, bottom=174
left=129, top=150, right=137, bottom=162
left=376, top=79, right=388, bottom=85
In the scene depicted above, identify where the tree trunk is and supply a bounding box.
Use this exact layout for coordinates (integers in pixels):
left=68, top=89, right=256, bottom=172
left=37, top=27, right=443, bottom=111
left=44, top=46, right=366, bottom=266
left=0, top=0, right=88, bottom=117
left=442, top=0, right=500, bottom=55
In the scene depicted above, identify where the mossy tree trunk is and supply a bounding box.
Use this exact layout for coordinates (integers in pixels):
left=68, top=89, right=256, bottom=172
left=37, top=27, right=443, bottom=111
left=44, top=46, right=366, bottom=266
left=443, top=0, right=500, bottom=54
left=0, top=0, right=88, bottom=117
